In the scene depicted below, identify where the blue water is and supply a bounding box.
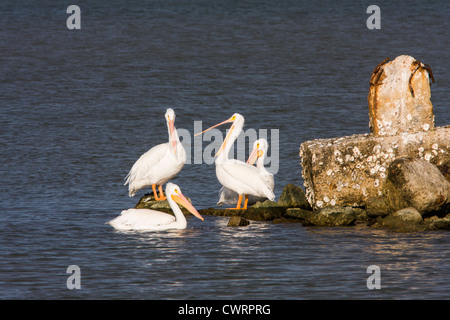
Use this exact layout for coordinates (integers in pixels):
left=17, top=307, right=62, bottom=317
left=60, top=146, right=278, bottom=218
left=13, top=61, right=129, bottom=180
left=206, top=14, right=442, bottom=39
left=1, top=0, right=449, bottom=299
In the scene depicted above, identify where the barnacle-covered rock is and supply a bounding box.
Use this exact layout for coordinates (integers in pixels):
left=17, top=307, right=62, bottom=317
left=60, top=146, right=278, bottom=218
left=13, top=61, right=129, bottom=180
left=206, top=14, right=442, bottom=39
left=300, top=126, right=449, bottom=210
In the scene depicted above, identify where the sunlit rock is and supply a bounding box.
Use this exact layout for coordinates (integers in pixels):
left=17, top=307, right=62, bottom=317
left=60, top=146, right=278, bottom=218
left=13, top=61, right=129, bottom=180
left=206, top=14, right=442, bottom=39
left=300, top=126, right=449, bottom=210
left=368, top=55, right=435, bottom=136
left=277, top=183, right=311, bottom=209
left=300, top=54, right=448, bottom=211
left=227, top=216, right=250, bottom=227
left=383, top=157, right=450, bottom=215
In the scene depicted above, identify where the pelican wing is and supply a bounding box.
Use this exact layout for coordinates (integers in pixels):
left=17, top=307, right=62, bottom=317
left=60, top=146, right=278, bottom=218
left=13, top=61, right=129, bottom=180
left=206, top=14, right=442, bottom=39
left=217, top=159, right=275, bottom=200
left=124, top=143, right=169, bottom=185
left=107, top=208, right=176, bottom=230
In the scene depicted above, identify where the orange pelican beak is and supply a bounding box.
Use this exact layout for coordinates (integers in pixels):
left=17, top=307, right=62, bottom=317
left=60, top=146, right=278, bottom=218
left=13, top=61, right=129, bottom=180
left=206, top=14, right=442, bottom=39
left=171, top=190, right=204, bottom=221
left=194, top=117, right=233, bottom=137
left=247, top=147, right=263, bottom=165
left=194, top=115, right=237, bottom=157
left=247, top=146, right=258, bottom=164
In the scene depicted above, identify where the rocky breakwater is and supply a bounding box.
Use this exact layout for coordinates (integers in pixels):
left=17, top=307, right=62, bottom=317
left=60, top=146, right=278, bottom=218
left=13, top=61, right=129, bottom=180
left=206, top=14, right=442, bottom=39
left=134, top=181, right=449, bottom=231
left=134, top=184, right=372, bottom=228
left=299, top=55, right=450, bottom=231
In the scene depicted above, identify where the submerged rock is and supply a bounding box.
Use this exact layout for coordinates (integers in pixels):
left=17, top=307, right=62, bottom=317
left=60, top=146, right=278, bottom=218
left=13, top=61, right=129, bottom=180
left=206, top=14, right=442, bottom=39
left=371, top=207, right=426, bottom=232
left=227, top=216, right=250, bottom=227
left=428, top=215, right=450, bottom=230
left=198, top=205, right=285, bottom=221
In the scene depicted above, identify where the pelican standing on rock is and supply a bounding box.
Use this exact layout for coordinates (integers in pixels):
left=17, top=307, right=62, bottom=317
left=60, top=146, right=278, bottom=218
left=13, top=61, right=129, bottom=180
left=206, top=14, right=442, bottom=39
left=124, top=108, right=186, bottom=199
left=196, top=114, right=275, bottom=209
left=217, top=138, right=275, bottom=206
left=108, top=183, right=204, bottom=231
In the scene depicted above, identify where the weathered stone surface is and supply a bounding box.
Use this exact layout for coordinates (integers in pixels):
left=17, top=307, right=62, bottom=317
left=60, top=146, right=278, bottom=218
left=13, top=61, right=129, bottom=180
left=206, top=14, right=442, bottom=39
left=383, top=157, right=450, bottom=215
left=428, top=215, right=450, bottom=230
left=227, top=216, right=250, bottom=227
left=368, top=55, right=435, bottom=136
left=198, top=205, right=285, bottom=221
left=365, top=196, right=390, bottom=218
left=198, top=185, right=311, bottom=221
left=371, top=207, right=426, bottom=232
left=437, top=160, right=450, bottom=181
left=277, top=184, right=312, bottom=209
left=285, top=206, right=368, bottom=226
left=284, top=208, right=315, bottom=221
left=300, top=126, right=449, bottom=210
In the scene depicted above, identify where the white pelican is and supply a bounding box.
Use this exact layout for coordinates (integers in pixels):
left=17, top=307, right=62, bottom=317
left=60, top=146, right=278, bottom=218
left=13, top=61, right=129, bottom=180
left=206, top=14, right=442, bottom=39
left=124, top=108, right=186, bottom=199
left=217, top=138, right=275, bottom=206
left=108, top=183, right=204, bottom=231
left=196, top=114, right=275, bottom=209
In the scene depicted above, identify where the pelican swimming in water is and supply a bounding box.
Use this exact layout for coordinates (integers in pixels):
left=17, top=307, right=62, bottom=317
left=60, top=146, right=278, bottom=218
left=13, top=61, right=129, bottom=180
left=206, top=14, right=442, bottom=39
left=124, top=108, right=186, bottom=199
left=108, top=183, right=204, bottom=231
left=217, top=138, right=275, bottom=206
left=196, top=114, right=275, bottom=209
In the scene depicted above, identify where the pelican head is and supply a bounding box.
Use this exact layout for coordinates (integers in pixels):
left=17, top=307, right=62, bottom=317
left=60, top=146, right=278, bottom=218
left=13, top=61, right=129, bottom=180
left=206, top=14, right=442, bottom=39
left=166, top=183, right=204, bottom=221
left=194, top=113, right=245, bottom=157
left=247, top=138, right=269, bottom=165
left=165, top=108, right=176, bottom=122
left=165, top=108, right=177, bottom=154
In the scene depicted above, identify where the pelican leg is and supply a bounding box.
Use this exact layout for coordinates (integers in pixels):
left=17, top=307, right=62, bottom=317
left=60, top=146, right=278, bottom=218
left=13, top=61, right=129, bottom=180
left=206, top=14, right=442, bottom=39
left=152, top=184, right=162, bottom=200
left=158, top=185, right=167, bottom=200
left=242, top=195, right=249, bottom=209
left=228, top=194, right=243, bottom=210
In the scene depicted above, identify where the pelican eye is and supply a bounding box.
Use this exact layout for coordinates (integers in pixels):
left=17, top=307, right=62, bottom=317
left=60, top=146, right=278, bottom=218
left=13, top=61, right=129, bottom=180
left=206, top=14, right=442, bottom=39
left=231, top=115, right=236, bottom=121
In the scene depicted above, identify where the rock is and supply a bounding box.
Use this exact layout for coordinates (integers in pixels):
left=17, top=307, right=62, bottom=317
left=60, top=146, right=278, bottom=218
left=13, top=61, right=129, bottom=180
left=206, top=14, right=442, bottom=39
left=428, top=215, right=450, bottom=230
left=365, top=196, right=390, bottom=218
left=300, top=54, right=448, bottom=211
left=198, top=207, right=236, bottom=217
left=300, top=126, right=450, bottom=210
left=368, top=55, right=435, bottom=136
left=383, top=157, right=450, bottom=215
left=309, top=206, right=367, bottom=226
left=272, top=217, right=303, bottom=224
left=285, top=206, right=367, bottom=227
left=227, top=216, right=250, bottom=227
left=371, top=207, right=426, bottom=232
left=436, top=160, right=450, bottom=181
left=277, top=184, right=312, bottom=209
left=391, top=207, right=423, bottom=223
left=198, top=202, right=286, bottom=221
left=243, top=207, right=285, bottom=221
left=284, top=208, right=315, bottom=221
left=252, top=200, right=283, bottom=208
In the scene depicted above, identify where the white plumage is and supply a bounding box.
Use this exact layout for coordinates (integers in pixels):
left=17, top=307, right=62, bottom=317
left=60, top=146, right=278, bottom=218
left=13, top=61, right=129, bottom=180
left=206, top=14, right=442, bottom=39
left=124, top=108, right=186, bottom=199
left=108, top=183, right=203, bottom=231
left=197, top=113, right=275, bottom=209
left=218, top=138, right=274, bottom=205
